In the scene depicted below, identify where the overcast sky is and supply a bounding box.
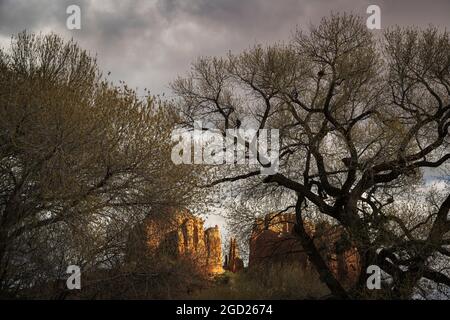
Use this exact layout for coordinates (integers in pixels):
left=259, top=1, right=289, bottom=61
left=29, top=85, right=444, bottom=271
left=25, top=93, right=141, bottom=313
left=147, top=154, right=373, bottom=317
left=1, top=0, right=449, bottom=230
left=1, top=0, right=450, bottom=97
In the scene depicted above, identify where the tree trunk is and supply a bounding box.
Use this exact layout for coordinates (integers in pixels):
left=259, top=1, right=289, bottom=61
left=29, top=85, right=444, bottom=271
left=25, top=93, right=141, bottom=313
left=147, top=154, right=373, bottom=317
left=294, top=197, right=349, bottom=299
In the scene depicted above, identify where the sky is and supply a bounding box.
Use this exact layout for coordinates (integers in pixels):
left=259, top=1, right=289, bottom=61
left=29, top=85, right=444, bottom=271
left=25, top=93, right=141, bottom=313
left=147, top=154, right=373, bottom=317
left=1, top=0, right=450, bottom=97
left=1, top=0, right=449, bottom=230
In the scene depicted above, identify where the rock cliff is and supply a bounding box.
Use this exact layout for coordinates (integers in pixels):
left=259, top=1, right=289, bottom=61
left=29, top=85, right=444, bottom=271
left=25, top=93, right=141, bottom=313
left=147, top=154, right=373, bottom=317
left=128, top=208, right=223, bottom=275
left=248, top=212, right=360, bottom=286
left=128, top=209, right=359, bottom=285
left=205, top=226, right=224, bottom=274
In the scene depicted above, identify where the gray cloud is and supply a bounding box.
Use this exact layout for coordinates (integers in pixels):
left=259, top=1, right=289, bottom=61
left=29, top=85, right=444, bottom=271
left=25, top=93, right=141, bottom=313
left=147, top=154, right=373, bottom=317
left=1, top=0, right=449, bottom=95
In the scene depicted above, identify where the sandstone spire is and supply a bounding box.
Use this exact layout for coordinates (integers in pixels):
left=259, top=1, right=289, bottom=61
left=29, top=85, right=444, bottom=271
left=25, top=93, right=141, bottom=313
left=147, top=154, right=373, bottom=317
left=224, top=237, right=244, bottom=273
left=204, top=225, right=223, bottom=274
left=127, top=208, right=224, bottom=275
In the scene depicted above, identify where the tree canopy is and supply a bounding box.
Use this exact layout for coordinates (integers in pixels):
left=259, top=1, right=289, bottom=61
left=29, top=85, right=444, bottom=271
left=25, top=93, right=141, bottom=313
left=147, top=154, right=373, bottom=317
left=172, top=13, right=450, bottom=299
left=0, top=32, right=200, bottom=296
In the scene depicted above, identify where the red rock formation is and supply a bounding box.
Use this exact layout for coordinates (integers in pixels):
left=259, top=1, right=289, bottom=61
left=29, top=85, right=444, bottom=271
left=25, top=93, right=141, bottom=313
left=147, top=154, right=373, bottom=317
left=205, top=226, right=224, bottom=274
left=249, top=212, right=312, bottom=268
left=248, top=212, right=360, bottom=287
left=128, top=208, right=223, bottom=275
left=223, top=237, right=244, bottom=273
left=314, top=222, right=360, bottom=286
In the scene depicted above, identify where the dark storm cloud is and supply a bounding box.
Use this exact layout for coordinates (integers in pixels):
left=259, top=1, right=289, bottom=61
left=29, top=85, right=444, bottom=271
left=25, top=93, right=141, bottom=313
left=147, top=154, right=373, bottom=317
left=1, top=0, right=450, bottom=95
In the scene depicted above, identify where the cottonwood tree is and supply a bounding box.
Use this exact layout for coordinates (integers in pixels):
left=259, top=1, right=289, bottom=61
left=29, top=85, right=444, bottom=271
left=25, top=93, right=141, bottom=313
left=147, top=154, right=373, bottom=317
left=0, top=32, right=200, bottom=296
left=172, top=14, right=450, bottom=299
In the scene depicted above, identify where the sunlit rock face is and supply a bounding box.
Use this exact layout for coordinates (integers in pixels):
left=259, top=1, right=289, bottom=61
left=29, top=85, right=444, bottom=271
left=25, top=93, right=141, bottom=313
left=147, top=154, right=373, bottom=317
left=175, top=212, right=206, bottom=256
left=223, top=237, right=244, bottom=273
left=204, top=226, right=224, bottom=274
left=248, top=212, right=360, bottom=287
left=128, top=208, right=223, bottom=275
